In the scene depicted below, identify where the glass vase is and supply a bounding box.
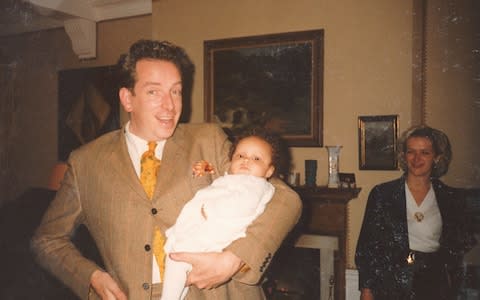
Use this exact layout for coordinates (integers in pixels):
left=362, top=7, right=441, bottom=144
left=326, top=146, right=342, bottom=188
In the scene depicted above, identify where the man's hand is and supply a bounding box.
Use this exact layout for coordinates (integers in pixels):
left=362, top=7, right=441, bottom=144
left=90, top=269, right=127, bottom=300
left=170, top=251, right=244, bottom=289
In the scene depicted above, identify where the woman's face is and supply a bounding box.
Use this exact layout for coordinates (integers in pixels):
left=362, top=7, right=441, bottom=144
left=405, top=136, right=439, bottom=178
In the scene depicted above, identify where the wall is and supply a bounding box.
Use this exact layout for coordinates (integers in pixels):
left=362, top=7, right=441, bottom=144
left=152, top=0, right=413, bottom=267
left=0, top=15, right=151, bottom=206
left=425, top=0, right=480, bottom=266
left=425, top=0, right=480, bottom=188
left=0, top=29, right=74, bottom=206
left=1, top=0, right=477, bottom=270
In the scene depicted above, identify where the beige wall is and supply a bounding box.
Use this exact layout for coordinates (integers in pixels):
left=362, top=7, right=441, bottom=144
left=152, top=0, right=413, bottom=267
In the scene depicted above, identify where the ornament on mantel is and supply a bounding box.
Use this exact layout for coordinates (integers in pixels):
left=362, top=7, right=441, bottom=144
left=326, top=146, right=342, bottom=188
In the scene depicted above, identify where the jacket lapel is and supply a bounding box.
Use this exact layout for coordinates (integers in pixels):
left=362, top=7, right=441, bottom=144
left=432, top=179, right=449, bottom=216
left=152, top=126, right=186, bottom=201
left=390, top=177, right=410, bottom=250
left=109, top=128, right=149, bottom=201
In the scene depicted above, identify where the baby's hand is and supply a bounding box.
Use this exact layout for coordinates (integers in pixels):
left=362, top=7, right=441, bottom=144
left=192, top=160, right=215, bottom=177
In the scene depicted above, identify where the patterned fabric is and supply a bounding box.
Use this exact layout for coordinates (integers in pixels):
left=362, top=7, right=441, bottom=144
left=140, top=141, right=166, bottom=280
left=355, top=177, right=477, bottom=299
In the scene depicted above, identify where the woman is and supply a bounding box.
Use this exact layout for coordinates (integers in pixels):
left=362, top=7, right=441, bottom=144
left=355, top=125, right=477, bottom=300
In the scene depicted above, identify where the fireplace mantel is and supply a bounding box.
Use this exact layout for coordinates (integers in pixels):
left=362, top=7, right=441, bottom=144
left=294, top=186, right=361, bottom=300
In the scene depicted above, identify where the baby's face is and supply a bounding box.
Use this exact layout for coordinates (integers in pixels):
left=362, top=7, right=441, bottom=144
left=229, top=136, right=275, bottom=178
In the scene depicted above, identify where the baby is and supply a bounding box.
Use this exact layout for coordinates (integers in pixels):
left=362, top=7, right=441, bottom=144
left=160, top=128, right=282, bottom=300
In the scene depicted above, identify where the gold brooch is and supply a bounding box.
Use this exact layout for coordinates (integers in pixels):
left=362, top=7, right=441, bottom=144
left=414, top=212, right=424, bottom=222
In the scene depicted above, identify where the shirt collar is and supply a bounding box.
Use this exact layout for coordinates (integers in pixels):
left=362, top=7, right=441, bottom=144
left=124, top=121, right=165, bottom=158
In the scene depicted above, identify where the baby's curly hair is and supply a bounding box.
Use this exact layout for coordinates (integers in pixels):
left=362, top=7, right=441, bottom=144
left=229, top=128, right=290, bottom=178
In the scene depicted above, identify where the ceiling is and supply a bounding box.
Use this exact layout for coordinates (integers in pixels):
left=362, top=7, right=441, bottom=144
left=0, top=0, right=152, bottom=37
left=0, top=0, right=152, bottom=58
left=0, top=0, right=152, bottom=36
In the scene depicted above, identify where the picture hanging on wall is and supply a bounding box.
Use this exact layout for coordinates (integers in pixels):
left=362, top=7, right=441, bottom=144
left=358, top=115, right=399, bottom=170
left=58, top=66, right=121, bottom=161
left=204, top=29, right=324, bottom=147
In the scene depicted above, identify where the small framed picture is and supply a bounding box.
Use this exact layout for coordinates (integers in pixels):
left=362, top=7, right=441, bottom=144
left=339, top=173, right=356, bottom=188
left=358, top=115, right=399, bottom=170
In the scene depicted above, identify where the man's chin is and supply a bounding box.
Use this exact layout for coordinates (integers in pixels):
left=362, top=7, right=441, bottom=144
left=155, top=128, right=176, bottom=140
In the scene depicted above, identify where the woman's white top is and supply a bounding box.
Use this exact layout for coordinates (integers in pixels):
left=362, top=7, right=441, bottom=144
left=405, top=182, right=442, bottom=252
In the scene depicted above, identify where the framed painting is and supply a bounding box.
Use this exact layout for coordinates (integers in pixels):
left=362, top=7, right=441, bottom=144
left=204, top=29, right=324, bottom=146
left=58, top=66, right=121, bottom=161
left=358, top=115, right=399, bottom=170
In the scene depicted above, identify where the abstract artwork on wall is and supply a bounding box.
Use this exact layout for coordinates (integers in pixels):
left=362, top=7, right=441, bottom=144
left=58, top=66, right=121, bottom=161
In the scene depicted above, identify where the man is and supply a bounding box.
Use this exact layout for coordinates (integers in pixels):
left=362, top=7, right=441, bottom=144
left=31, top=39, right=302, bottom=300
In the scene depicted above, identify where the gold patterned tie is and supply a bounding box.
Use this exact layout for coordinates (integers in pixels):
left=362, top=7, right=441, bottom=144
left=140, top=141, right=166, bottom=281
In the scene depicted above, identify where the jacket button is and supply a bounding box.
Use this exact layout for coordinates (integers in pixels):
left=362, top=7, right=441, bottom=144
left=142, top=282, right=150, bottom=290
left=144, top=244, right=151, bottom=251
left=151, top=208, right=158, bottom=215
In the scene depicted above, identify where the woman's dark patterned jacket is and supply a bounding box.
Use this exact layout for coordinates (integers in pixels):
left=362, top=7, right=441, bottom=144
left=355, top=177, right=477, bottom=299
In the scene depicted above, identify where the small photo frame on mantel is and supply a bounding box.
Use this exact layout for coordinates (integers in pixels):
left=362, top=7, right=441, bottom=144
left=358, top=115, right=399, bottom=170
left=339, top=173, right=356, bottom=189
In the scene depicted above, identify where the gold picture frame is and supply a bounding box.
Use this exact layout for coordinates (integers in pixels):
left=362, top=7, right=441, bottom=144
left=358, top=115, right=399, bottom=170
left=204, top=29, right=324, bottom=146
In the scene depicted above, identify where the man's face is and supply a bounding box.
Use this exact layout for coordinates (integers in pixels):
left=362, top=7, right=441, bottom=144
left=120, top=59, right=182, bottom=141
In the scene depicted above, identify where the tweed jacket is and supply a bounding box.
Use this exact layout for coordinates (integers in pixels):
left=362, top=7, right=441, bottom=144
left=31, top=123, right=302, bottom=300
left=355, top=177, right=477, bottom=299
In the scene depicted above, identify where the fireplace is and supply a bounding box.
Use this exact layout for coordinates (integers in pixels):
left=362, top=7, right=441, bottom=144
left=263, top=187, right=361, bottom=300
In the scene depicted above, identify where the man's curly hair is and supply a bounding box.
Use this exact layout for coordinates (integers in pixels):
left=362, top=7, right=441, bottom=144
left=117, top=39, right=195, bottom=93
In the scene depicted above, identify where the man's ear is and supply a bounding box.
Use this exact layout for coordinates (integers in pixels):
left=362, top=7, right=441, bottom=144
left=119, top=87, right=133, bottom=112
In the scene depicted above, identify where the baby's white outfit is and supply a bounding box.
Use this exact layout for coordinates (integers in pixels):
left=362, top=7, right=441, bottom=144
left=160, top=174, right=275, bottom=300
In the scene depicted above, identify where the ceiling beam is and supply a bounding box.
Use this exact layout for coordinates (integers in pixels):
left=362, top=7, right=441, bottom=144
left=27, top=0, right=152, bottom=21
left=10, top=1, right=152, bottom=59
left=28, top=0, right=95, bottom=20
left=64, top=18, right=96, bottom=59
left=95, top=1, right=152, bottom=21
